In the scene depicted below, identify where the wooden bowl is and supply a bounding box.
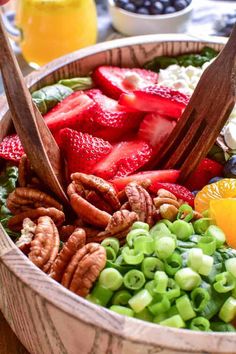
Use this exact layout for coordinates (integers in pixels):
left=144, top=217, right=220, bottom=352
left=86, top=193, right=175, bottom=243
left=0, top=34, right=234, bottom=354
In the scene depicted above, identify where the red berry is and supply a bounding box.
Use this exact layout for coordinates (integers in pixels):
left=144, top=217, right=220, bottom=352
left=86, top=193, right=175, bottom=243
left=119, top=85, right=189, bottom=119
left=185, top=158, right=224, bottom=191
left=93, top=140, right=153, bottom=180
left=92, top=66, right=158, bottom=100
left=58, top=128, right=112, bottom=175
left=0, top=134, right=24, bottom=162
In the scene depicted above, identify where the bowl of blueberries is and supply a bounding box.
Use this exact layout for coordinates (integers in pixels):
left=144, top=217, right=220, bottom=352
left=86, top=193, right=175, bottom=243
left=108, top=0, right=193, bottom=36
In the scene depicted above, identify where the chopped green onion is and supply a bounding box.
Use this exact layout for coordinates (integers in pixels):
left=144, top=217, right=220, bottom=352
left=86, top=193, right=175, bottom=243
left=123, top=269, right=145, bottom=290
left=225, top=258, right=236, bottom=278
left=134, top=236, right=154, bottom=255
left=131, top=221, right=150, bottom=231
left=219, top=296, right=236, bottom=322
left=159, top=315, right=185, bottom=328
left=166, top=279, right=181, bottom=300
left=193, top=218, right=211, bottom=235
left=135, top=308, right=153, bottom=322
left=148, top=295, right=171, bottom=316
left=158, top=219, right=173, bottom=232
left=122, top=247, right=144, bottom=265
left=105, top=246, right=117, bottom=262
left=189, top=317, right=210, bottom=331
left=187, top=248, right=203, bottom=271
left=90, top=283, right=113, bottom=306
left=191, top=288, right=210, bottom=312
left=128, top=289, right=153, bottom=313
left=110, top=305, right=134, bottom=317
left=126, top=229, right=150, bottom=247
left=99, top=268, right=123, bottom=291
left=198, top=255, right=213, bottom=276
left=165, top=252, right=182, bottom=276
left=86, top=294, right=101, bottom=305
left=153, top=313, right=168, bottom=323
left=175, top=268, right=201, bottom=291
left=172, top=220, right=193, bottom=241
left=150, top=222, right=171, bottom=238
left=101, top=238, right=120, bottom=255
left=145, top=280, right=156, bottom=297
left=205, top=225, right=226, bottom=248
left=176, top=294, right=196, bottom=321
left=197, top=236, right=216, bottom=256
left=155, top=236, right=176, bottom=260
left=141, top=257, right=164, bottom=279
left=177, top=204, right=194, bottom=222
left=213, top=271, right=235, bottom=293
left=154, top=271, right=168, bottom=293
left=112, top=290, right=132, bottom=306
left=211, top=322, right=236, bottom=332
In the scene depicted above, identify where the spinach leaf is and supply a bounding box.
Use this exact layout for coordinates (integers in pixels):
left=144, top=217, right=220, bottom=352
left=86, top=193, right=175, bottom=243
left=58, top=77, right=93, bottom=91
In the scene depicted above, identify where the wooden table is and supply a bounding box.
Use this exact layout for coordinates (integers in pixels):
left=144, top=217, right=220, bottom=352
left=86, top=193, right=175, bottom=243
left=0, top=311, right=29, bottom=353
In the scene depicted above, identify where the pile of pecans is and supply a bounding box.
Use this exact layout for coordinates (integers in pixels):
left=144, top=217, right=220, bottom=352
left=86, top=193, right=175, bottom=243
left=6, top=156, right=200, bottom=298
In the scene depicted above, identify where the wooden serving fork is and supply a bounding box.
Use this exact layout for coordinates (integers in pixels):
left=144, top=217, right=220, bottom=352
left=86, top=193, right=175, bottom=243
left=0, top=15, right=69, bottom=204
left=154, top=25, right=236, bottom=182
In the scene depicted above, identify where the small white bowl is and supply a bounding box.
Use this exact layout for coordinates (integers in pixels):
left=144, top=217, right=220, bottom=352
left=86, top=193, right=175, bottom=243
left=108, top=0, right=194, bottom=36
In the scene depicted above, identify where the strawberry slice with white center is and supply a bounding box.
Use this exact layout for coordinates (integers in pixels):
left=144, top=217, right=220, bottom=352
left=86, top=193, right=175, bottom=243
left=44, top=91, right=95, bottom=133
left=93, top=140, right=153, bottom=180
left=138, top=113, right=176, bottom=147
left=111, top=170, right=180, bottom=191
left=119, top=85, right=190, bottom=119
left=92, top=66, right=158, bottom=100
left=58, top=128, right=112, bottom=175
left=0, top=134, right=24, bottom=162
left=150, top=182, right=194, bottom=207
left=81, top=89, right=143, bottom=142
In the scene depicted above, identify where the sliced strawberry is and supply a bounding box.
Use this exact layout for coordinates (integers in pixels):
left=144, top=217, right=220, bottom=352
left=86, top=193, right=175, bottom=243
left=151, top=182, right=194, bottom=207
left=44, top=91, right=95, bottom=133
left=81, top=89, right=143, bottom=142
left=0, top=134, right=24, bottom=162
left=138, top=113, right=176, bottom=147
left=58, top=128, right=112, bottom=175
left=111, top=170, right=180, bottom=191
left=119, top=85, right=189, bottom=119
left=185, top=158, right=224, bottom=191
left=93, top=140, right=152, bottom=180
left=92, top=66, right=158, bottom=100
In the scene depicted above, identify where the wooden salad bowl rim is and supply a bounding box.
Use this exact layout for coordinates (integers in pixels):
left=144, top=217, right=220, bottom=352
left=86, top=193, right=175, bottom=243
left=0, top=34, right=235, bottom=353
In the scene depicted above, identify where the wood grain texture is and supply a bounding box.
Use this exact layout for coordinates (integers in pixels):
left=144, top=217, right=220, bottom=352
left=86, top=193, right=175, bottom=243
left=1, top=35, right=236, bottom=354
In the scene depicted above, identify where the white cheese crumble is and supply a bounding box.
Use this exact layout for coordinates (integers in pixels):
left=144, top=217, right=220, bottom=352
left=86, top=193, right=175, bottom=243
left=158, top=62, right=236, bottom=149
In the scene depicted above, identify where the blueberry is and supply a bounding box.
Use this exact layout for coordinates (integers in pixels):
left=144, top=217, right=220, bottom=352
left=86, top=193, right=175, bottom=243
left=123, top=3, right=137, bottom=12
left=143, top=0, right=152, bottom=6
left=174, top=0, right=188, bottom=11
left=223, top=156, right=236, bottom=178
left=164, top=6, right=176, bottom=14
left=150, top=1, right=164, bottom=14
left=192, top=190, right=199, bottom=197
left=137, top=6, right=150, bottom=14
left=132, top=0, right=144, bottom=6
left=159, top=0, right=171, bottom=7
left=208, top=177, right=223, bottom=184
left=115, top=0, right=129, bottom=9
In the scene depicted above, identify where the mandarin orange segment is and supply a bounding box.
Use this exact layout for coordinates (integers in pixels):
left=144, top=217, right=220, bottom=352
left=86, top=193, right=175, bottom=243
left=210, top=198, right=236, bottom=249
left=194, top=178, right=236, bottom=213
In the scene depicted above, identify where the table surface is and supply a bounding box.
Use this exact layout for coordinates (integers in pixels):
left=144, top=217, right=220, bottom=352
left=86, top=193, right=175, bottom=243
left=0, top=0, right=236, bottom=353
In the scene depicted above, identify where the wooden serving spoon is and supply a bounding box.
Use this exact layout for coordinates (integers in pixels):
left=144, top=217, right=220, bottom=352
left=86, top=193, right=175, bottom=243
left=154, top=25, right=236, bottom=182
left=0, top=15, right=69, bottom=204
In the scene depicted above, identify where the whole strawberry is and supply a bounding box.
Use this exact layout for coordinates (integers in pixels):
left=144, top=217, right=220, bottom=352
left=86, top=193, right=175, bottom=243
left=58, top=128, right=112, bottom=175
left=0, top=134, right=24, bottom=162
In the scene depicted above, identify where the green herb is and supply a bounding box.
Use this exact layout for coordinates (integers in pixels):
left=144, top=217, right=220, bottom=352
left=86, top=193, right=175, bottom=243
left=58, top=77, right=94, bottom=91
left=144, top=46, right=218, bottom=72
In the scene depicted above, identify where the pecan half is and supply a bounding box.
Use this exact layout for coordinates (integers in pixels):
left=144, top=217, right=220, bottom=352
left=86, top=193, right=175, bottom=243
left=15, top=218, right=36, bottom=254
left=59, top=225, right=77, bottom=241
left=86, top=191, right=113, bottom=213
left=71, top=173, right=120, bottom=211
left=89, top=210, right=138, bottom=244
left=67, top=181, right=111, bottom=228
left=154, top=189, right=180, bottom=221
left=125, top=183, right=154, bottom=225
left=7, top=187, right=63, bottom=214
left=28, top=216, right=60, bottom=273
left=8, top=207, right=65, bottom=231
left=61, top=243, right=106, bottom=297
left=18, top=155, right=41, bottom=188
left=50, top=228, right=86, bottom=282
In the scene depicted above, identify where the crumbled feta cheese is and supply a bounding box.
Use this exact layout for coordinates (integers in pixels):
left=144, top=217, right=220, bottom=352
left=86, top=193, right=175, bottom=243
left=123, top=72, right=142, bottom=90
left=224, top=122, right=236, bottom=150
